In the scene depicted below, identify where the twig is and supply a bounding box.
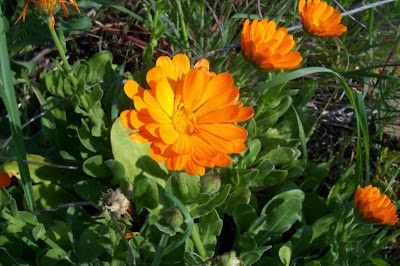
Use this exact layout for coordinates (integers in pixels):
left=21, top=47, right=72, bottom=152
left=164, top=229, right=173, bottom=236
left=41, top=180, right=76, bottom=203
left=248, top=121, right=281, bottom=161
left=32, top=201, right=101, bottom=215
left=0, top=156, right=78, bottom=170
left=111, top=215, right=136, bottom=265
left=256, top=0, right=262, bottom=19
left=194, top=0, right=396, bottom=60
left=204, top=0, right=225, bottom=43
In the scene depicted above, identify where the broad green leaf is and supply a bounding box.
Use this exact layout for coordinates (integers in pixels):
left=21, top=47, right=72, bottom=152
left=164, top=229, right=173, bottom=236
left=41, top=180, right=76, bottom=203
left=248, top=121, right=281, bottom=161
left=290, top=225, right=313, bottom=258
left=110, top=118, right=167, bottom=186
left=199, top=210, right=223, bottom=258
left=73, top=180, right=107, bottom=203
left=237, top=233, right=257, bottom=252
left=223, top=187, right=251, bottom=215
left=233, top=203, right=257, bottom=232
left=105, top=159, right=126, bottom=182
left=264, top=148, right=295, bottom=166
left=32, top=183, right=76, bottom=210
left=83, top=155, right=111, bottom=178
left=76, top=224, right=106, bottom=262
left=133, top=175, right=159, bottom=210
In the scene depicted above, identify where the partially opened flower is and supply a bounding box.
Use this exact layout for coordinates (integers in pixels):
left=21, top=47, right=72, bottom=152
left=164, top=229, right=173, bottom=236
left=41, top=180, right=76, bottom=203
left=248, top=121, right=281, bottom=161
left=354, top=185, right=399, bottom=226
left=298, top=0, right=347, bottom=37
left=241, top=19, right=303, bottom=70
left=120, top=54, right=254, bottom=176
left=0, top=172, right=12, bottom=188
left=15, top=0, right=81, bottom=29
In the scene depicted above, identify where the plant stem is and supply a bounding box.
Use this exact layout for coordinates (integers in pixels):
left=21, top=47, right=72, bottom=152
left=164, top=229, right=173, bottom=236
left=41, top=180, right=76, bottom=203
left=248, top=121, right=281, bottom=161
left=0, top=4, right=35, bottom=212
left=151, top=233, right=169, bottom=266
left=46, top=16, right=77, bottom=86
left=191, top=223, right=207, bottom=259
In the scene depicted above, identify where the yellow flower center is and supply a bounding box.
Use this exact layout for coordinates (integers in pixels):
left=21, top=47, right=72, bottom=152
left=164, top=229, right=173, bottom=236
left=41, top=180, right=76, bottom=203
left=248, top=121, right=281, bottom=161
left=171, top=108, right=197, bottom=135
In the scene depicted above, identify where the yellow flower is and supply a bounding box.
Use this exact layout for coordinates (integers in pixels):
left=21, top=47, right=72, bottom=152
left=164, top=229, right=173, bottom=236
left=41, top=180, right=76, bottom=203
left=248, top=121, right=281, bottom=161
left=240, top=18, right=303, bottom=70
left=15, top=0, right=80, bottom=29
left=120, top=54, right=254, bottom=176
left=355, top=185, right=399, bottom=226
left=298, top=0, right=347, bottom=37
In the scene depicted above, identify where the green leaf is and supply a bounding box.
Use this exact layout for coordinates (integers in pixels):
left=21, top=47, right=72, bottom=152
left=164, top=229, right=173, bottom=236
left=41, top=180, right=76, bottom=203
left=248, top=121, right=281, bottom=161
left=76, top=224, right=106, bottom=262
left=32, top=224, right=46, bottom=241
left=87, top=51, right=112, bottom=83
left=191, top=185, right=231, bottom=219
left=223, top=187, right=252, bottom=215
left=264, top=148, right=295, bottom=166
left=233, top=203, right=257, bottom=232
left=240, top=246, right=271, bottom=266
left=240, top=139, right=261, bottom=168
left=290, top=225, right=313, bottom=258
left=252, top=161, right=275, bottom=187
left=237, top=233, right=257, bottom=252
left=110, top=118, right=167, bottom=186
left=133, top=175, right=159, bottom=210
left=105, top=159, right=126, bottom=182
left=73, top=180, right=107, bottom=203
left=199, top=210, right=223, bottom=258
left=279, top=241, right=292, bottom=266
left=33, top=183, right=75, bottom=210
left=82, top=155, right=111, bottom=178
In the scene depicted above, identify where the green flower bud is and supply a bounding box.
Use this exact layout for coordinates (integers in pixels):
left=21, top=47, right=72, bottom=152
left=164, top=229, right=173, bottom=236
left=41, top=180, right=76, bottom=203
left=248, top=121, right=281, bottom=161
left=200, top=174, right=221, bottom=194
left=202, top=251, right=244, bottom=266
left=164, top=207, right=184, bottom=228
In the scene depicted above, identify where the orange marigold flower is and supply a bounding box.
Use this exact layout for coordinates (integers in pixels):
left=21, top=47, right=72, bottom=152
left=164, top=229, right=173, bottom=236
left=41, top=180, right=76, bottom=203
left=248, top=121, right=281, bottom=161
left=15, top=0, right=80, bottom=29
left=354, top=185, right=399, bottom=226
left=240, top=19, right=303, bottom=70
left=0, top=172, right=12, bottom=188
left=298, top=0, right=347, bottom=37
left=120, top=54, right=254, bottom=176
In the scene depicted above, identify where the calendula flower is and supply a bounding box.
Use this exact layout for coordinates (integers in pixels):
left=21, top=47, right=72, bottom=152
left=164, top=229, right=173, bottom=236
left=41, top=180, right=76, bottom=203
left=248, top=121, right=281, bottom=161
left=240, top=19, right=303, bottom=70
left=125, top=232, right=139, bottom=239
left=120, top=54, right=254, bottom=176
left=0, top=172, right=12, bottom=188
left=100, top=188, right=131, bottom=220
left=15, top=0, right=80, bottom=29
left=354, top=185, right=399, bottom=226
left=298, top=0, right=347, bottom=37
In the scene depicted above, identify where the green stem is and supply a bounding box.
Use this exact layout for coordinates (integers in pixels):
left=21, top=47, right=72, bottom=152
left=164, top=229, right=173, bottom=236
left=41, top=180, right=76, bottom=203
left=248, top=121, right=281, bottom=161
left=151, top=233, right=169, bottom=266
left=175, top=0, right=190, bottom=50
left=46, top=16, right=77, bottom=86
left=0, top=4, right=35, bottom=211
left=191, top=223, right=207, bottom=259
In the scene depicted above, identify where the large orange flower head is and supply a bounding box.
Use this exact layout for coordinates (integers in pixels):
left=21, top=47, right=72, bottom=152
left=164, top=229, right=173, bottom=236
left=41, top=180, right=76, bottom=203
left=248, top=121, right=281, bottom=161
left=0, top=172, right=12, bottom=188
left=354, top=185, right=399, bottom=226
left=120, top=54, right=254, bottom=176
left=298, top=0, right=347, bottom=37
left=240, top=19, right=303, bottom=70
left=15, top=0, right=80, bottom=29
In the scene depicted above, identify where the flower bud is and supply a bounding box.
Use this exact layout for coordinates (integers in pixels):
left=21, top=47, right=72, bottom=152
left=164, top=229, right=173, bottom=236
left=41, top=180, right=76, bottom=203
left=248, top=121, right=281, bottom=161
left=202, top=251, right=243, bottom=266
left=200, top=174, right=221, bottom=194
left=164, top=207, right=184, bottom=228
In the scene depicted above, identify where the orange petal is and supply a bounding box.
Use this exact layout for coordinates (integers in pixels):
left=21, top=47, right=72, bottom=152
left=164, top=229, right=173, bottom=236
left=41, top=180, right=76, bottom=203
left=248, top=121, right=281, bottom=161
left=172, top=54, right=190, bottom=79
left=172, top=134, right=194, bottom=155
left=183, top=68, right=208, bottom=110
left=198, top=124, right=247, bottom=141
left=0, top=172, right=11, bottom=188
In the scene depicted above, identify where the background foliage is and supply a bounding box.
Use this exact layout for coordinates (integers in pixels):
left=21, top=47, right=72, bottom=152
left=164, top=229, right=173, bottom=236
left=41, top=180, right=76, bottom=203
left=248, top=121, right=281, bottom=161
left=0, top=0, right=400, bottom=265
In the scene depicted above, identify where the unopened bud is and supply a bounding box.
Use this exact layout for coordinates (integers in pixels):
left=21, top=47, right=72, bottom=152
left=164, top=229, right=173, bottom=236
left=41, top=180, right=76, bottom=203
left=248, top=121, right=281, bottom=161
left=202, top=251, right=243, bottom=266
left=164, top=207, right=184, bottom=228
left=200, top=174, right=221, bottom=194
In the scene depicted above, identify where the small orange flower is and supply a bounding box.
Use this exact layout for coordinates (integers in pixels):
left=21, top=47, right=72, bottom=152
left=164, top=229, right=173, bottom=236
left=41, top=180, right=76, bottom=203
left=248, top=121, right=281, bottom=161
left=298, top=0, right=347, bottom=37
left=240, top=19, right=303, bottom=70
left=354, top=185, right=399, bottom=226
left=0, top=172, right=12, bottom=188
left=125, top=232, right=139, bottom=239
left=120, top=54, right=254, bottom=176
left=15, top=0, right=80, bottom=29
